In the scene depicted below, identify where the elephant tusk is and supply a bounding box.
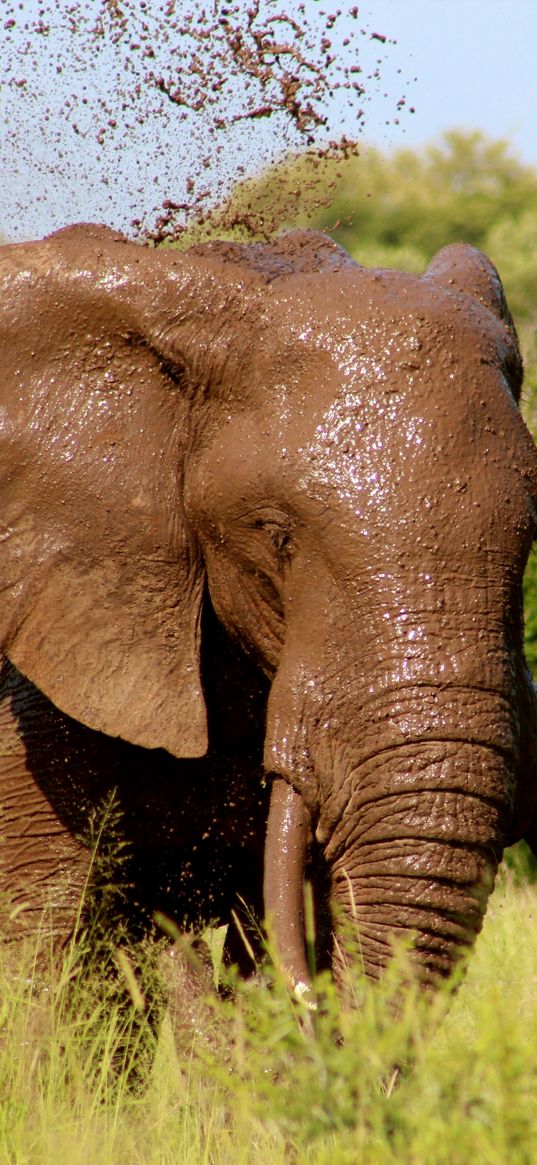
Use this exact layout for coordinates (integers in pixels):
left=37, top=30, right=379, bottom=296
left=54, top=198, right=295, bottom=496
left=263, top=777, right=316, bottom=1010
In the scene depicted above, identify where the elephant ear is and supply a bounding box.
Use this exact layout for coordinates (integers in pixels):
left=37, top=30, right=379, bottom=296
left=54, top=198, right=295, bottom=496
left=0, top=225, right=210, bottom=757
left=425, top=242, right=523, bottom=400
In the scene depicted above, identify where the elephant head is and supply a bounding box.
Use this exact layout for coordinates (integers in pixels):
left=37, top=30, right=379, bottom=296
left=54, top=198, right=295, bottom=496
left=1, top=224, right=537, bottom=997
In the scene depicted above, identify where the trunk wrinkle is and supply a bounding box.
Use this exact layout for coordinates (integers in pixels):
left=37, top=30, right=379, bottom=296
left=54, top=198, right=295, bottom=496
left=326, top=801, right=507, bottom=869
left=318, top=738, right=514, bottom=851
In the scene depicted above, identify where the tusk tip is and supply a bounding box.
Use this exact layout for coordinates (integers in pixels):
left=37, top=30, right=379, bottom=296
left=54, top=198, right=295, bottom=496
left=292, top=978, right=318, bottom=1011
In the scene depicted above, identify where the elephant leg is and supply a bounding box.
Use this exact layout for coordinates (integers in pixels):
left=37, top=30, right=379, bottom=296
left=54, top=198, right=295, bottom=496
left=0, top=659, right=171, bottom=1083
left=0, top=657, right=92, bottom=942
left=157, top=938, right=222, bottom=1057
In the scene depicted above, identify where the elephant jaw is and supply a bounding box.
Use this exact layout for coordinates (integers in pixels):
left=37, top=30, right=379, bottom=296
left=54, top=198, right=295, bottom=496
left=263, top=777, right=316, bottom=1008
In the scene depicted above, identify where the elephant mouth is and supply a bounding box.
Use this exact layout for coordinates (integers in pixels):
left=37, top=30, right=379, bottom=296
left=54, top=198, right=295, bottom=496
left=263, top=776, right=316, bottom=1006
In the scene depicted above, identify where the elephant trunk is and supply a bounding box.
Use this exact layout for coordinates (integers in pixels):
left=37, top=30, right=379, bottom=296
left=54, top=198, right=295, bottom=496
left=327, top=738, right=510, bottom=986
left=264, top=736, right=513, bottom=995
left=264, top=587, right=520, bottom=992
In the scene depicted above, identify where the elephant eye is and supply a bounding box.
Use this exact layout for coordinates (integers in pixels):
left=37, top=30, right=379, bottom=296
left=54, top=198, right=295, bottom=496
left=265, top=523, right=294, bottom=565
left=269, top=526, right=289, bottom=552
left=251, top=515, right=294, bottom=565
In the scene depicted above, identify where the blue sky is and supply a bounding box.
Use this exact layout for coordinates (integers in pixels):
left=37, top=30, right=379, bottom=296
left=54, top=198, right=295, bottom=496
left=361, top=1, right=537, bottom=165
left=1, top=1, right=536, bottom=240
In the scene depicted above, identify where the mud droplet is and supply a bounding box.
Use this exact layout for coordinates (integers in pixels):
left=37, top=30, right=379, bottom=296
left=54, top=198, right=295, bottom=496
left=1, top=1, right=405, bottom=243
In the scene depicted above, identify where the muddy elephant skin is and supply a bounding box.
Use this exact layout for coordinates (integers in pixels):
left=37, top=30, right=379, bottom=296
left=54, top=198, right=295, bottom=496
left=1, top=224, right=537, bottom=999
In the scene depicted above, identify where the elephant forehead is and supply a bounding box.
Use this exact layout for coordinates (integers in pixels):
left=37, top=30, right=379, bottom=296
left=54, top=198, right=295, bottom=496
left=247, top=269, right=522, bottom=431
left=300, top=374, right=536, bottom=555
left=259, top=264, right=503, bottom=356
left=251, top=270, right=532, bottom=458
left=191, top=300, right=536, bottom=568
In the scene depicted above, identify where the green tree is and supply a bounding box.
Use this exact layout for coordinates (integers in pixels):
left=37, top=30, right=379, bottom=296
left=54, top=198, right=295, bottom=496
left=315, top=130, right=537, bottom=258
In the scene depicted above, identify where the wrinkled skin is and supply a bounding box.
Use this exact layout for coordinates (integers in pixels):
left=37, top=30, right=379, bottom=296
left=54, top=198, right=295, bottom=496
left=1, top=224, right=537, bottom=1015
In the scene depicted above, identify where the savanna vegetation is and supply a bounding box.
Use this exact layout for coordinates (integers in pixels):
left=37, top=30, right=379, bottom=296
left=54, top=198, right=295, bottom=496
left=2, top=859, right=537, bottom=1164
left=4, top=132, right=537, bottom=1163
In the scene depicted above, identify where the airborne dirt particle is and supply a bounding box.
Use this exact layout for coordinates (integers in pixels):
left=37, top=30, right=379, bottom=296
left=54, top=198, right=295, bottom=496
left=1, top=1, right=405, bottom=244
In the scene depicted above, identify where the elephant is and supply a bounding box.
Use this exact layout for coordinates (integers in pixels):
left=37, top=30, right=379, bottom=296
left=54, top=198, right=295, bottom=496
left=1, top=222, right=537, bottom=1017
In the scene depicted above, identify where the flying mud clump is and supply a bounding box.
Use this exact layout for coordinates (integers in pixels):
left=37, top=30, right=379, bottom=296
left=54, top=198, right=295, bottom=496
left=1, top=1, right=411, bottom=242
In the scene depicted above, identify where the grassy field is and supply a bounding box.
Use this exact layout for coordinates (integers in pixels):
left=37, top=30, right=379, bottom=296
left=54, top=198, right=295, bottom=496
left=1, top=859, right=537, bottom=1165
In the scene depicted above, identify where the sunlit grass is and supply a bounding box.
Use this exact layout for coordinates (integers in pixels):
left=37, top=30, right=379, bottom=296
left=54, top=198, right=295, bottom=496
left=1, top=856, right=537, bottom=1164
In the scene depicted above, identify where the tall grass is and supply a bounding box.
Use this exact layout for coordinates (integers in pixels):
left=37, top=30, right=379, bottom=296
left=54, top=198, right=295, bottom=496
left=1, top=861, right=537, bottom=1164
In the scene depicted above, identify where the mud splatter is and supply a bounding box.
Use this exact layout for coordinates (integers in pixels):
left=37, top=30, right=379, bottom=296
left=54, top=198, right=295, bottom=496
left=1, top=1, right=409, bottom=242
